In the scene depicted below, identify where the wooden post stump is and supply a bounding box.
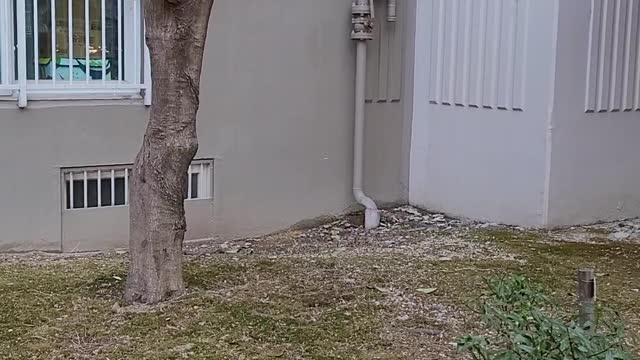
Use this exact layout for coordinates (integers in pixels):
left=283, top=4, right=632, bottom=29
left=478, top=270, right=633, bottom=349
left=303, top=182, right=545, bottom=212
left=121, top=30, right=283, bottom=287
left=577, top=267, right=596, bottom=329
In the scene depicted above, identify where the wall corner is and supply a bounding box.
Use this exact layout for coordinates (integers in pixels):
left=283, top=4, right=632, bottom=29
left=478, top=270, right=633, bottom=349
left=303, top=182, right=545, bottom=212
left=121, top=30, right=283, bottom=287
left=541, top=0, right=562, bottom=228
left=401, top=0, right=418, bottom=203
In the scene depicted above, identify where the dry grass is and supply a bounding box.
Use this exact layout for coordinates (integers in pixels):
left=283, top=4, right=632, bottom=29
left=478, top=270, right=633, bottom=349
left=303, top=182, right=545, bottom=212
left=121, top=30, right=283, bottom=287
left=1, top=209, right=639, bottom=359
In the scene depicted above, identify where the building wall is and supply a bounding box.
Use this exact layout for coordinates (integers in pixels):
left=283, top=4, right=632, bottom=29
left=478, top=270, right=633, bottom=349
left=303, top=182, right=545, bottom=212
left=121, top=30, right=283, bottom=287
left=547, top=0, right=640, bottom=226
left=0, top=104, right=147, bottom=252
left=409, top=0, right=558, bottom=226
left=364, top=0, right=413, bottom=205
left=0, top=0, right=411, bottom=252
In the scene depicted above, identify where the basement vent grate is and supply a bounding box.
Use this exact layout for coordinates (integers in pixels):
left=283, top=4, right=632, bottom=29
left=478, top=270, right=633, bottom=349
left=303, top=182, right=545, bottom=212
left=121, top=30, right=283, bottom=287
left=62, top=160, right=212, bottom=210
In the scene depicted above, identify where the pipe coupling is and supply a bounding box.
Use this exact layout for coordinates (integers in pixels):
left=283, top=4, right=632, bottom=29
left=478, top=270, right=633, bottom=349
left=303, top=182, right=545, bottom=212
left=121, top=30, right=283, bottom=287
left=351, top=0, right=374, bottom=41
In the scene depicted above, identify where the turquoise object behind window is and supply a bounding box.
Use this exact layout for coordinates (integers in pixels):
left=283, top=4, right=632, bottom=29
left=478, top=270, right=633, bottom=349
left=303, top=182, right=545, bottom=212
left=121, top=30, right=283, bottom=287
left=38, top=57, right=111, bottom=81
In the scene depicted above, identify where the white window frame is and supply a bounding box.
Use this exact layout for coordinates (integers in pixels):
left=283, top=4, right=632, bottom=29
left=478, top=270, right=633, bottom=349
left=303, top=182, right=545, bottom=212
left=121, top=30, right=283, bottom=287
left=0, top=0, right=14, bottom=96
left=185, top=160, right=213, bottom=201
left=63, top=165, right=131, bottom=210
left=62, top=160, right=213, bottom=211
left=0, top=0, right=151, bottom=106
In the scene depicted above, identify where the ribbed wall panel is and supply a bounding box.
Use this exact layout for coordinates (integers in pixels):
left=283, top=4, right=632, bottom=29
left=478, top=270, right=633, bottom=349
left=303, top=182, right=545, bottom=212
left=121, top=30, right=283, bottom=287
left=365, top=0, right=405, bottom=103
left=585, top=0, right=640, bottom=112
left=427, top=0, right=529, bottom=111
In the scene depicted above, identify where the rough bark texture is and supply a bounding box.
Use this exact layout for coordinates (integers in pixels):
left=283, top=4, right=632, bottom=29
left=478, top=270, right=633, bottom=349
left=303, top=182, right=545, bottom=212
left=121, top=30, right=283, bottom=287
left=124, top=0, right=215, bottom=304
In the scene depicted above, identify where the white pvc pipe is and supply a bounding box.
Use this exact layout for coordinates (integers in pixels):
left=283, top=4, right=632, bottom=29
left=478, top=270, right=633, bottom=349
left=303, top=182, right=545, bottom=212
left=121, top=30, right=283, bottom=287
left=354, top=40, right=380, bottom=229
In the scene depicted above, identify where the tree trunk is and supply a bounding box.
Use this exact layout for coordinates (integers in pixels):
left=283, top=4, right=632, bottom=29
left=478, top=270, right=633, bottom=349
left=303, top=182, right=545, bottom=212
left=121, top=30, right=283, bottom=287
left=124, top=0, right=215, bottom=304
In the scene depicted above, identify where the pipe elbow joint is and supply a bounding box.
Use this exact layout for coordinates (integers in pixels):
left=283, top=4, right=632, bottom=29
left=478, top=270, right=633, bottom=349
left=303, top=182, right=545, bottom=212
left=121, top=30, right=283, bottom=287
left=353, top=189, right=380, bottom=229
left=354, top=189, right=377, bottom=210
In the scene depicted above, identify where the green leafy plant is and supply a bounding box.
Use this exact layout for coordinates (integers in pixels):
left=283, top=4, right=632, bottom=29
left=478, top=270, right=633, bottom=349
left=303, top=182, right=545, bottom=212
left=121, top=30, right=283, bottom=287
left=457, top=275, right=632, bottom=360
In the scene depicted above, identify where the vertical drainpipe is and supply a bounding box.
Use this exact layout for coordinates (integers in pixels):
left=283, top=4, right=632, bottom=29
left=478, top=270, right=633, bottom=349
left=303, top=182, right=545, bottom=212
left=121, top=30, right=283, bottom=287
left=351, top=0, right=380, bottom=229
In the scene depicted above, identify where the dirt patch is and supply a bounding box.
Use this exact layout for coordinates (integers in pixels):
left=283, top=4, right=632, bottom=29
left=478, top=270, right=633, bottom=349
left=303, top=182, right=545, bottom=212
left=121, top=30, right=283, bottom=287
left=1, top=207, right=639, bottom=359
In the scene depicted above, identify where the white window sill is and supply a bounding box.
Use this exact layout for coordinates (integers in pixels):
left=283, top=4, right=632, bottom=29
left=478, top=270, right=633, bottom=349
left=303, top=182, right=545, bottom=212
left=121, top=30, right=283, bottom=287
left=0, top=88, right=149, bottom=108
left=0, top=97, right=147, bottom=109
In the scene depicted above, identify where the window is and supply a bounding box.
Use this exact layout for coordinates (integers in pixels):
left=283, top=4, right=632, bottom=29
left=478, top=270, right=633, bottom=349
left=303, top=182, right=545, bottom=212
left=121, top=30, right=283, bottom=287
left=63, top=161, right=213, bottom=210
left=184, top=161, right=212, bottom=200
left=0, top=0, right=150, bottom=106
left=64, top=166, right=130, bottom=209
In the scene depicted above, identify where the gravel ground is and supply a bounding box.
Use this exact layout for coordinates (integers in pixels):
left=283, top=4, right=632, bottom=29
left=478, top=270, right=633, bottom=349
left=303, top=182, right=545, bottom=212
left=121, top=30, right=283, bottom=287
left=184, top=206, right=517, bottom=261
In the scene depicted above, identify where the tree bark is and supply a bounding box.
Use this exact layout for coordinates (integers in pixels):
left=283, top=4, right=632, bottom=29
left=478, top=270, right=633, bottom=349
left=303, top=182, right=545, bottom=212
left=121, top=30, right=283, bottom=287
left=124, top=0, right=215, bottom=304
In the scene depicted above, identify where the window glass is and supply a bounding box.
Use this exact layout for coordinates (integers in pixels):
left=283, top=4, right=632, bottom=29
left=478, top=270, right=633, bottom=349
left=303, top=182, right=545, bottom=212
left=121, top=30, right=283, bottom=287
left=19, top=0, right=121, bottom=81
left=114, top=177, right=125, bottom=205
left=100, top=178, right=111, bottom=206
left=184, top=173, right=201, bottom=200
left=62, top=163, right=210, bottom=210
left=66, top=179, right=85, bottom=209
left=87, top=179, right=98, bottom=207
left=66, top=175, right=127, bottom=209
left=191, top=173, right=199, bottom=199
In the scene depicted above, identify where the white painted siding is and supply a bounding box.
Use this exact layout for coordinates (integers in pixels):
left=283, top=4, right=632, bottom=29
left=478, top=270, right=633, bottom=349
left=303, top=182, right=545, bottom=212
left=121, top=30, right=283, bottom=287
left=584, top=0, right=640, bottom=112
left=547, top=0, right=640, bottom=226
left=410, top=0, right=558, bottom=226
left=427, top=0, right=527, bottom=111
left=411, top=0, right=640, bottom=227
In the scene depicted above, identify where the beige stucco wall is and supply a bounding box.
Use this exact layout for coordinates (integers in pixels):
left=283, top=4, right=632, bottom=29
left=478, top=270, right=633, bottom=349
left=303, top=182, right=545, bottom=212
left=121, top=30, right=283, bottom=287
left=0, top=0, right=412, bottom=252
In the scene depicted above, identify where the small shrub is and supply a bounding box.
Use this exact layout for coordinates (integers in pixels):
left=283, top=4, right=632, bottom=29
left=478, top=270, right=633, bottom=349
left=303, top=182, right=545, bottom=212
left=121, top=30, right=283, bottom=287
left=457, top=275, right=632, bottom=360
